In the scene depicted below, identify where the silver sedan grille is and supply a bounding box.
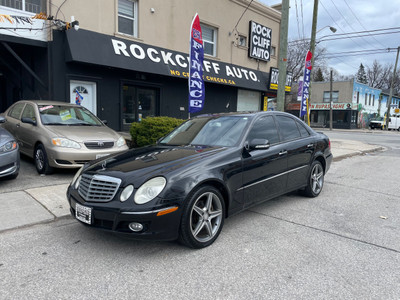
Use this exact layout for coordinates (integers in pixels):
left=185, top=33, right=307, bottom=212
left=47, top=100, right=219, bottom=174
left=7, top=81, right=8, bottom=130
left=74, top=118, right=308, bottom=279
left=78, top=174, right=122, bottom=202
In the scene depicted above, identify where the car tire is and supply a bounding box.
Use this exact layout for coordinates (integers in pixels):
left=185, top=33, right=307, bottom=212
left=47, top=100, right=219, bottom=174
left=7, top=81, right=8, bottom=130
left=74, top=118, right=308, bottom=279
left=303, top=160, right=324, bottom=198
left=179, top=185, right=225, bottom=249
left=34, top=144, right=53, bottom=175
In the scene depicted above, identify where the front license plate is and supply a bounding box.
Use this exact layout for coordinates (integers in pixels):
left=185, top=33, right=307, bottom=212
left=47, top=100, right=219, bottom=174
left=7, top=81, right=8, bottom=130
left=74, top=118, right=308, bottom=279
left=75, top=203, right=92, bottom=224
left=96, top=153, right=110, bottom=159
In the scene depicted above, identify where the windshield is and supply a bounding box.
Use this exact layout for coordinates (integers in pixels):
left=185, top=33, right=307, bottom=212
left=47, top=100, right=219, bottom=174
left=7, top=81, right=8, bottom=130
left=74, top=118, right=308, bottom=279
left=159, top=116, right=250, bottom=147
left=38, top=105, right=103, bottom=126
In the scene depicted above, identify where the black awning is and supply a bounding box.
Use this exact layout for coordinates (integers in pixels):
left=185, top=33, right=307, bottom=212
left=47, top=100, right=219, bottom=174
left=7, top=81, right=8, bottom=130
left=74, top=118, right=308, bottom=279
left=66, top=29, right=270, bottom=91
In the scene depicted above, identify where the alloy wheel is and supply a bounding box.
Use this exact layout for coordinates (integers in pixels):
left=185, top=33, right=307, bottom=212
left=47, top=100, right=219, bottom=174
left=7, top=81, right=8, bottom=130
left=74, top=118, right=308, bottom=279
left=311, top=163, right=324, bottom=194
left=190, top=192, right=223, bottom=243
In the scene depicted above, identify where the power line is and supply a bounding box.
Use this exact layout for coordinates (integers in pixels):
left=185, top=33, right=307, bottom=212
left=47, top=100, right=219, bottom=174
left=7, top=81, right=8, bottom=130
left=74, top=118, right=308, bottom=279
left=232, top=0, right=254, bottom=34
left=342, top=0, right=387, bottom=48
left=319, top=0, right=365, bottom=49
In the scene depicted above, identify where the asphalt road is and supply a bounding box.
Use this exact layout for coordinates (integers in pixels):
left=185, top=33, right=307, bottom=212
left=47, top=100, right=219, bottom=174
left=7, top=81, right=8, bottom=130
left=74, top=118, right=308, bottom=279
left=0, top=131, right=399, bottom=299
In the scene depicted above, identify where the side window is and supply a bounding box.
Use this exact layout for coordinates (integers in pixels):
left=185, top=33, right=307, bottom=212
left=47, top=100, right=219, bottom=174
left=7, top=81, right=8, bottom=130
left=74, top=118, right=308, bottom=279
left=276, top=116, right=301, bottom=141
left=247, top=116, right=280, bottom=144
left=21, top=104, right=36, bottom=121
left=8, top=103, right=25, bottom=119
left=296, top=120, right=310, bottom=137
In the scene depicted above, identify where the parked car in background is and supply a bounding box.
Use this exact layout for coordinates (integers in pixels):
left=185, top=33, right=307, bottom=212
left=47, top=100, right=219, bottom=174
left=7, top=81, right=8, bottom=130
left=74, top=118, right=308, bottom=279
left=0, top=116, right=20, bottom=179
left=67, top=111, right=333, bottom=248
left=1, top=100, right=129, bottom=174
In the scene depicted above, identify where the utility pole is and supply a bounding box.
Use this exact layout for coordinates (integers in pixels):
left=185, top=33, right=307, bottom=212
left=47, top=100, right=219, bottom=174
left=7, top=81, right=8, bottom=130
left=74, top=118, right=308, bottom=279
left=385, top=46, right=400, bottom=129
left=276, top=0, right=289, bottom=112
left=330, top=69, right=333, bottom=130
left=308, top=0, right=319, bottom=108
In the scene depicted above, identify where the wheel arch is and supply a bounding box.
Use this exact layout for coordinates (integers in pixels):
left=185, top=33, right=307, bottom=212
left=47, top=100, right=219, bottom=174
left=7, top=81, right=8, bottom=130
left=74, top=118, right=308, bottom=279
left=313, top=154, right=326, bottom=173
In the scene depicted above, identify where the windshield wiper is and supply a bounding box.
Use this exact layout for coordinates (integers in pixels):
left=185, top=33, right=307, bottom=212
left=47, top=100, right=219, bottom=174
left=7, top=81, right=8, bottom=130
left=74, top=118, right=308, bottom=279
left=44, top=122, right=66, bottom=126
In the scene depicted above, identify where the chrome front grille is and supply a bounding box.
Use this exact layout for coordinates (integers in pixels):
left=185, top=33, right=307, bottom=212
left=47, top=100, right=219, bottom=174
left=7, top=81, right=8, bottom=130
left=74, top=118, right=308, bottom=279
left=84, top=141, right=114, bottom=149
left=78, top=174, right=122, bottom=202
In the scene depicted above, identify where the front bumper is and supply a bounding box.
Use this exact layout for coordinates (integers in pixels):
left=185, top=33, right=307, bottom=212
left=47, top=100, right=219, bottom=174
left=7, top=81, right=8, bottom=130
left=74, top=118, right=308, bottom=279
left=0, top=149, right=20, bottom=178
left=67, top=187, right=182, bottom=241
left=46, top=144, right=129, bottom=168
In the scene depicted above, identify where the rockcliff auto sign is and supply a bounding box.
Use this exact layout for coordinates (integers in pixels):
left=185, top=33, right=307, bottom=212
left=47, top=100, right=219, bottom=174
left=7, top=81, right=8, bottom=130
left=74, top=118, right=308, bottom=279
left=66, top=30, right=269, bottom=91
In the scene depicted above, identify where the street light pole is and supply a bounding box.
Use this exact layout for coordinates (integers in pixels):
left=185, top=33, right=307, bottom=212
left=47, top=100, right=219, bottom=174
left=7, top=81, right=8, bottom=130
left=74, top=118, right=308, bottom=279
left=385, top=46, right=400, bottom=129
left=307, top=0, right=319, bottom=123
left=276, top=0, right=289, bottom=112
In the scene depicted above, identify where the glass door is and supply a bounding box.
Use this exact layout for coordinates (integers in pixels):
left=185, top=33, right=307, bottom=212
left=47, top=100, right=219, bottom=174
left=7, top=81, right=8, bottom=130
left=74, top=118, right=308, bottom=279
left=122, top=84, right=159, bottom=130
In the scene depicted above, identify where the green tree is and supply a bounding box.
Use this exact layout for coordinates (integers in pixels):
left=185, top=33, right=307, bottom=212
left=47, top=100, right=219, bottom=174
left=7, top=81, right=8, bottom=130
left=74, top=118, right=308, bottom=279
left=356, top=63, right=367, bottom=84
left=314, top=68, right=325, bottom=81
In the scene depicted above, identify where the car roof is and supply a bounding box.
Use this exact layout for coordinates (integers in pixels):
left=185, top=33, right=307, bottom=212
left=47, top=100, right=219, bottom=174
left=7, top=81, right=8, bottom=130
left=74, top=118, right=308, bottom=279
left=194, top=111, right=295, bottom=119
left=14, top=100, right=79, bottom=107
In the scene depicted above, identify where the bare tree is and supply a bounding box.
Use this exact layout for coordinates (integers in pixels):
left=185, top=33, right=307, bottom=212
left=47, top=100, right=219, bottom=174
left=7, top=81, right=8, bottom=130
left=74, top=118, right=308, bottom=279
left=287, top=40, right=327, bottom=82
left=367, top=60, right=392, bottom=89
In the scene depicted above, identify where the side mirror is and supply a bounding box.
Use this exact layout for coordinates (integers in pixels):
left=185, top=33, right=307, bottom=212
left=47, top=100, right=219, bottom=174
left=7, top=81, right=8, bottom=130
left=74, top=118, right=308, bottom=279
left=0, top=116, right=5, bottom=124
left=247, top=139, right=270, bottom=151
left=21, top=117, right=37, bottom=126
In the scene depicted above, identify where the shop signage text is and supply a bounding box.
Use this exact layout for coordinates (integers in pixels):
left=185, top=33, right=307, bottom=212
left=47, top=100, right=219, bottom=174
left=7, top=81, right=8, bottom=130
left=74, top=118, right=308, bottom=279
left=248, top=21, right=271, bottom=62
left=309, top=103, right=353, bottom=110
left=268, top=67, right=293, bottom=92
left=66, top=29, right=270, bottom=91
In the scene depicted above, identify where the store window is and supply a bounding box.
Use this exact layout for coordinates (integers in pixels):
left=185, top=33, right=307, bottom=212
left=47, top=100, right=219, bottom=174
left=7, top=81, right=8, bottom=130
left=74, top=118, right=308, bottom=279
left=0, top=0, right=46, bottom=13
left=122, top=84, right=159, bottom=130
left=201, top=23, right=217, bottom=56
left=238, top=35, right=247, bottom=47
left=323, top=91, right=339, bottom=103
left=118, top=0, right=137, bottom=37
left=270, top=46, right=276, bottom=57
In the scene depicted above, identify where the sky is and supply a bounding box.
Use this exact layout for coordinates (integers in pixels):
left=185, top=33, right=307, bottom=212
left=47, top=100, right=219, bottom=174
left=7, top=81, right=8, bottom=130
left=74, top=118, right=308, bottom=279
left=258, top=0, right=400, bottom=77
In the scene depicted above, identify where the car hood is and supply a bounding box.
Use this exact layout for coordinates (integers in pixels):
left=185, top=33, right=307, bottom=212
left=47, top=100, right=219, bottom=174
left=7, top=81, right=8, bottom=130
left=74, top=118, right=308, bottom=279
left=85, top=145, right=230, bottom=181
left=0, top=127, right=14, bottom=143
left=46, top=125, right=120, bottom=141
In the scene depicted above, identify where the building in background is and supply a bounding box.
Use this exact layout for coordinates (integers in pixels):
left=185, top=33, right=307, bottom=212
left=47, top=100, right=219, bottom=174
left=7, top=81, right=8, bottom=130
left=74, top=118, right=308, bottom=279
left=0, top=0, right=285, bottom=132
left=288, top=79, right=384, bottom=129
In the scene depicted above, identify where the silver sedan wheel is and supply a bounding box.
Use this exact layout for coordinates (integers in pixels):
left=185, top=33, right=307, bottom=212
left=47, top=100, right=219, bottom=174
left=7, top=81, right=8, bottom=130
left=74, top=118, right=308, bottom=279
left=311, top=163, right=324, bottom=194
left=35, top=148, right=45, bottom=171
left=190, top=192, right=223, bottom=243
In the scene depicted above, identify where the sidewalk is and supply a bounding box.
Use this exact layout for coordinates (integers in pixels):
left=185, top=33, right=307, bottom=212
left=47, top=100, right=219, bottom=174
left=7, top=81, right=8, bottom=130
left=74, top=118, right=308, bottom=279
left=0, top=139, right=383, bottom=233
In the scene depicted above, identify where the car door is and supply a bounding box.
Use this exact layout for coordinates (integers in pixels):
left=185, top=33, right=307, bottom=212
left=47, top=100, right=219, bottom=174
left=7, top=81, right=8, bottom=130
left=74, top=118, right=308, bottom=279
left=18, top=104, right=39, bottom=156
left=3, top=102, right=25, bottom=146
left=241, top=115, right=288, bottom=207
left=275, top=115, right=315, bottom=191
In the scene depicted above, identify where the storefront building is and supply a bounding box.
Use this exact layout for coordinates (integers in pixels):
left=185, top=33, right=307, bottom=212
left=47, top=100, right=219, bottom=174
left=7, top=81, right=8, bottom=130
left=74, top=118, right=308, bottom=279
left=288, top=79, right=382, bottom=129
left=1, top=0, right=283, bottom=132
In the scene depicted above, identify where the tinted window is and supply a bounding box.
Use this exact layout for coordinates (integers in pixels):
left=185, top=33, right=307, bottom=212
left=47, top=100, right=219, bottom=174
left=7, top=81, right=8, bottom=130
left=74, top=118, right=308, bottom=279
left=276, top=116, right=301, bottom=141
left=247, top=116, right=280, bottom=144
left=8, top=103, right=25, bottom=119
left=297, top=120, right=310, bottom=137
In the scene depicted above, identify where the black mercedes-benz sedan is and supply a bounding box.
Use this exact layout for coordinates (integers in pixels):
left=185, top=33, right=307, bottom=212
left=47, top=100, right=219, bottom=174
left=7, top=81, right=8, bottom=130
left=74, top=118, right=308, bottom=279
left=67, top=111, right=332, bottom=248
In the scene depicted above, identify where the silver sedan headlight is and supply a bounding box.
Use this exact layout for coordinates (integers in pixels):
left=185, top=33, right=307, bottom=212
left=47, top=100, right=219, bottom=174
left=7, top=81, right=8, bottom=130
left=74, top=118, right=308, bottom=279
left=116, top=136, right=126, bottom=147
left=134, top=177, right=166, bottom=204
left=0, top=140, right=17, bottom=153
left=52, top=137, right=81, bottom=149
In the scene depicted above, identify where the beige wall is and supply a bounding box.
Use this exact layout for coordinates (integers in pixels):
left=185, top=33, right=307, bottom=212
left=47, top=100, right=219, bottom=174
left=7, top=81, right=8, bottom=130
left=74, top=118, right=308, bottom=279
left=311, top=80, right=354, bottom=103
left=49, top=0, right=281, bottom=72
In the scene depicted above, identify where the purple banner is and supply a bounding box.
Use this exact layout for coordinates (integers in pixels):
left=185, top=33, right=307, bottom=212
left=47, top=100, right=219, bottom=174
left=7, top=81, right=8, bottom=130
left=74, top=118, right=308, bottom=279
left=300, top=51, right=312, bottom=117
left=188, top=13, right=205, bottom=114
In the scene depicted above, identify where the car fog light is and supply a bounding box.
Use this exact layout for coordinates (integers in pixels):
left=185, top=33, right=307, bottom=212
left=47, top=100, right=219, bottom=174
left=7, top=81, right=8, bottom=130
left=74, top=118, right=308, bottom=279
left=129, top=222, right=143, bottom=232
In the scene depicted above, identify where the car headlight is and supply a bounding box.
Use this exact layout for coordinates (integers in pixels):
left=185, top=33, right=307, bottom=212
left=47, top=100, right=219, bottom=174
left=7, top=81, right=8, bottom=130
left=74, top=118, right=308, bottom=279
left=0, top=140, right=17, bottom=153
left=52, top=137, right=81, bottom=149
left=120, top=185, right=134, bottom=202
left=134, top=177, right=166, bottom=204
left=71, top=166, right=83, bottom=189
left=117, top=136, right=126, bottom=147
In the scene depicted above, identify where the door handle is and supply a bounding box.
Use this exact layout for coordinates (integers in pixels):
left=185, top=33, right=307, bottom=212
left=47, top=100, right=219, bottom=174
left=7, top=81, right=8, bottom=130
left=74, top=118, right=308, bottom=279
left=307, top=143, right=314, bottom=148
left=279, top=150, right=288, bottom=156
left=16, top=123, right=20, bottom=128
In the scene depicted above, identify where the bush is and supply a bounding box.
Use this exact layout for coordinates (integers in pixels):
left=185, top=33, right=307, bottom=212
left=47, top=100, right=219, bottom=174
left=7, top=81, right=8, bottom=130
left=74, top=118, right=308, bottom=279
left=130, top=116, right=186, bottom=148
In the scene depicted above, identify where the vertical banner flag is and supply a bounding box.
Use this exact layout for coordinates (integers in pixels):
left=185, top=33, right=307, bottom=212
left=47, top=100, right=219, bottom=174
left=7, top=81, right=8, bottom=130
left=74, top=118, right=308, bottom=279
left=300, top=51, right=312, bottom=117
left=188, top=13, right=205, bottom=114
